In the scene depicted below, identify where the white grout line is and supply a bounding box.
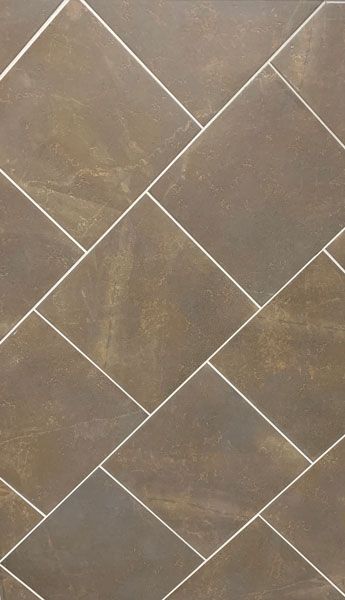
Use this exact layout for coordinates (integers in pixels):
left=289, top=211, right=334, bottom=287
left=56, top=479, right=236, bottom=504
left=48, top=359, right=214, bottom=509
left=0, top=477, right=45, bottom=518
left=0, top=564, right=46, bottom=600
left=324, top=249, right=345, bottom=275
left=0, top=169, right=86, bottom=253
left=147, top=192, right=260, bottom=308
left=207, top=363, right=313, bottom=464
left=35, top=310, right=149, bottom=415
left=78, top=0, right=203, bottom=129
left=260, top=516, right=345, bottom=597
left=100, top=467, right=205, bottom=560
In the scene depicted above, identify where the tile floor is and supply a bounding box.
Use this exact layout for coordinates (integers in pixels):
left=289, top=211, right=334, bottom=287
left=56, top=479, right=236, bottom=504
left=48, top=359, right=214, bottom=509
left=0, top=1, right=344, bottom=599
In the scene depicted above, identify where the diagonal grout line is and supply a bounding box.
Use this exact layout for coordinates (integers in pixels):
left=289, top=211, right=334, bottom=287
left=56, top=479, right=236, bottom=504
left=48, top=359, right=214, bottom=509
left=0, top=169, right=86, bottom=253
left=0, top=564, right=46, bottom=600
left=0, top=477, right=45, bottom=518
left=100, top=467, right=205, bottom=560
left=207, top=363, right=313, bottom=464
left=324, top=249, right=345, bottom=275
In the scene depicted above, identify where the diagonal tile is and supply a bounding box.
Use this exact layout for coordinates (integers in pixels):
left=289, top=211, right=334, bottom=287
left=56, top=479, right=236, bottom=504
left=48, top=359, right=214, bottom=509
left=4, top=469, right=201, bottom=600
left=328, top=232, right=345, bottom=269
left=0, top=313, right=145, bottom=513
left=0, top=567, right=39, bottom=600
left=0, top=0, right=198, bottom=248
left=264, top=438, right=345, bottom=592
left=40, top=197, right=255, bottom=411
left=169, top=520, right=341, bottom=600
left=89, top=0, right=320, bottom=124
left=0, top=173, right=81, bottom=339
left=153, top=66, right=345, bottom=304
left=106, top=365, right=307, bottom=556
left=0, top=480, right=41, bottom=558
left=274, top=3, right=345, bottom=144
left=212, top=254, right=345, bottom=460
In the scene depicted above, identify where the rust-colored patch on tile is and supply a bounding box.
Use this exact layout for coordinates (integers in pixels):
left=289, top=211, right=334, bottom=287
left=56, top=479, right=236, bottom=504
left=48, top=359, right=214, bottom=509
left=0, top=481, right=41, bottom=558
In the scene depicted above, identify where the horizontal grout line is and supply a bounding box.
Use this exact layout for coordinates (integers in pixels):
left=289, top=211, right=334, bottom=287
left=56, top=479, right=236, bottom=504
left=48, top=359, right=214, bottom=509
left=324, top=249, right=345, bottom=275
left=0, top=477, right=45, bottom=517
left=0, top=564, right=46, bottom=600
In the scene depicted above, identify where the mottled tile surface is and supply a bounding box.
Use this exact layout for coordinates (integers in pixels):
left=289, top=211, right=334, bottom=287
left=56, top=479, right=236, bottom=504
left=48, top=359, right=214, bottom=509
left=0, top=0, right=198, bottom=248
left=328, top=232, right=345, bottom=269
left=4, top=469, right=201, bottom=600
left=0, top=173, right=81, bottom=339
left=89, top=0, right=320, bottom=124
left=0, top=314, right=145, bottom=513
left=213, top=254, right=345, bottom=460
left=0, top=567, right=38, bottom=600
left=0, top=481, right=41, bottom=558
left=40, top=197, right=255, bottom=410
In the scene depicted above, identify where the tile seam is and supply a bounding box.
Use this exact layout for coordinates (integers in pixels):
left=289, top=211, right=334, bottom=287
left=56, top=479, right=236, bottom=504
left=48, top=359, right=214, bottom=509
left=0, top=477, right=45, bottom=517
left=324, top=249, right=345, bottom=275
left=0, top=564, right=46, bottom=600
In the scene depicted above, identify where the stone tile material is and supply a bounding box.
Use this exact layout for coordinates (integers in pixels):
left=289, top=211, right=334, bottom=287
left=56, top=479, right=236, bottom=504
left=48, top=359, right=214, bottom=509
left=4, top=469, right=201, bottom=600
left=153, top=66, right=345, bottom=304
left=328, top=233, right=345, bottom=269
left=0, top=567, right=38, bottom=600
left=0, top=314, right=145, bottom=513
left=89, top=0, right=321, bottom=124
left=212, top=254, right=345, bottom=460
left=0, top=173, right=81, bottom=339
left=40, top=197, right=255, bottom=411
left=0, top=480, right=41, bottom=558
left=170, top=520, right=341, bottom=600
left=106, top=365, right=307, bottom=556
left=0, top=0, right=198, bottom=248
left=274, top=3, right=345, bottom=144
left=265, top=438, right=345, bottom=592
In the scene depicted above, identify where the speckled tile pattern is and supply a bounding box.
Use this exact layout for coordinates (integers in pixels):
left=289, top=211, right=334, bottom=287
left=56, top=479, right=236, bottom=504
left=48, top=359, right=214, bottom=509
left=0, top=1, right=344, bottom=599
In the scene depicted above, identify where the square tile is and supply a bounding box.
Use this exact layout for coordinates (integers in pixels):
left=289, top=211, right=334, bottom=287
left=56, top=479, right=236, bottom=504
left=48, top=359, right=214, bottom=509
left=89, top=0, right=320, bottom=124
left=0, top=567, right=38, bottom=600
left=0, top=480, right=41, bottom=558
left=153, top=67, right=345, bottom=304
left=212, top=254, right=345, bottom=460
left=40, top=197, right=255, bottom=410
left=0, top=313, right=145, bottom=513
left=106, top=365, right=307, bottom=556
left=4, top=469, right=201, bottom=600
left=0, top=0, right=198, bottom=248
left=0, top=173, right=81, bottom=339
left=328, top=232, right=345, bottom=269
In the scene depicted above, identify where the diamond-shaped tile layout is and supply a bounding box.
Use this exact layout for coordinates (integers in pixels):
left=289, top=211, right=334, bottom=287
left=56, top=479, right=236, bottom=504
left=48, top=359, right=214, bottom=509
left=0, top=480, right=41, bottom=558
left=0, top=0, right=198, bottom=248
left=0, top=566, right=38, bottom=600
left=89, top=0, right=320, bottom=124
left=169, top=520, right=341, bottom=600
left=328, top=232, right=345, bottom=269
left=0, top=173, right=81, bottom=339
left=212, top=254, right=345, bottom=460
left=274, top=3, right=345, bottom=144
left=40, top=197, right=255, bottom=411
left=265, top=438, right=345, bottom=592
left=0, top=313, right=145, bottom=513
left=106, top=365, right=307, bottom=556
left=153, top=66, right=345, bottom=304
left=4, top=469, right=201, bottom=600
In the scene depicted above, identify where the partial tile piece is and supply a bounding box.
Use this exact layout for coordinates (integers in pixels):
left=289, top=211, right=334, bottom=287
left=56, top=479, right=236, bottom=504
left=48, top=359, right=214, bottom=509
left=89, top=0, right=320, bottom=124
left=40, top=197, right=255, bottom=410
left=170, top=520, right=341, bottom=600
left=328, top=232, right=345, bottom=269
left=0, top=314, right=145, bottom=513
left=274, top=3, right=345, bottom=144
left=212, top=254, right=345, bottom=460
left=153, top=67, right=345, bottom=304
left=106, top=365, right=307, bottom=556
left=265, top=438, right=345, bottom=592
left=0, top=567, right=39, bottom=600
left=0, top=174, right=81, bottom=339
left=4, top=470, right=200, bottom=600
left=0, top=480, right=41, bottom=558
left=0, top=0, right=198, bottom=248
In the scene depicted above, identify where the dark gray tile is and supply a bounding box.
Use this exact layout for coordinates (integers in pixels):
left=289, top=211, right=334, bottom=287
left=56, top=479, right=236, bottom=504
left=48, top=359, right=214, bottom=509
left=0, top=481, right=41, bottom=558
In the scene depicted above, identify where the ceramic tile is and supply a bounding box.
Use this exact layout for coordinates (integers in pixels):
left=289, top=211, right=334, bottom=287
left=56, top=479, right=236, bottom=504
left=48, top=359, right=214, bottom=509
left=0, top=567, right=39, bottom=600
left=328, top=233, right=345, bottom=269
left=0, top=481, right=41, bottom=558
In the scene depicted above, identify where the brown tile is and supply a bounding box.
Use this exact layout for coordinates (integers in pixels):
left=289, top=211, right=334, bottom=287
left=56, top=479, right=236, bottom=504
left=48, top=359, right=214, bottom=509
left=0, top=313, right=145, bottom=513
left=153, top=66, right=345, bottom=304
left=212, top=254, right=345, bottom=460
left=40, top=197, right=255, bottom=411
left=274, top=3, right=345, bottom=144
left=0, top=567, right=38, bottom=600
left=0, top=0, right=198, bottom=248
left=0, top=0, right=60, bottom=73
left=4, top=469, right=201, bottom=600
left=89, top=0, right=320, bottom=124
left=170, top=520, right=341, bottom=600
left=0, top=173, right=81, bottom=339
left=0, top=480, right=41, bottom=558
left=106, top=365, right=307, bottom=556
left=265, top=438, right=345, bottom=592
left=328, top=232, right=345, bottom=269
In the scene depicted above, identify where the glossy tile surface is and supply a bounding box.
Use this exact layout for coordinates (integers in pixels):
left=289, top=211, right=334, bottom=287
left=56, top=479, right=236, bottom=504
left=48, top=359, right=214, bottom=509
left=89, top=0, right=320, bottom=124
left=153, top=67, right=345, bottom=304
left=0, top=567, right=38, bottom=600
left=213, top=254, right=345, bottom=460
left=0, top=481, right=41, bottom=558
left=4, top=469, right=201, bottom=600
left=328, top=232, right=345, bottom=269
left=0, top=0, right=198, bottom=248
left=0, top=314, right=145, bottom=513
